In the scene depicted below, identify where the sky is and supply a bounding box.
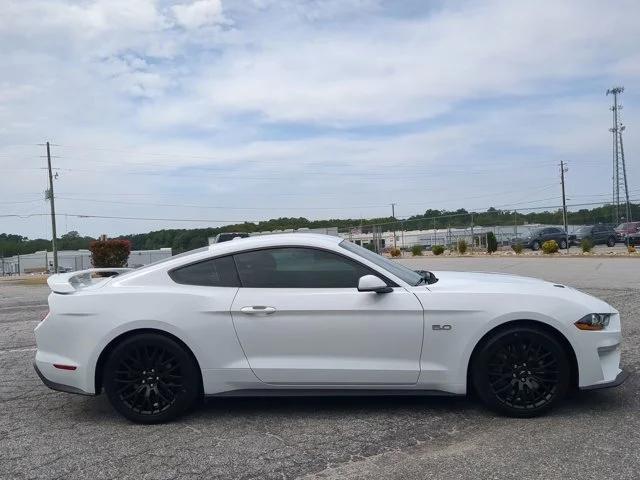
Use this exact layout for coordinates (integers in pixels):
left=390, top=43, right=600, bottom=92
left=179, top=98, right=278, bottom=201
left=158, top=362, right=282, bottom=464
left=1, top=0, right=640, bottom=239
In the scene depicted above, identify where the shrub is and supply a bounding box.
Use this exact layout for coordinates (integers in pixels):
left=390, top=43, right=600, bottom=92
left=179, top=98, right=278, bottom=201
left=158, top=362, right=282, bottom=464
left=90, top=239, right=131, bottom=268
left=628, top=245, right=636, bottom=254
left=542, top=239, right=559, bottom=254
left=580, top=238, right=593, bottom=253
left=432, top=245, right=445, bottom=256
left=411, top=245, right=423, bottom=256
left=486, top=232, right=498, bottom=254
left=511, top=243, right=523, bottom=254
left=457, top=239, right=468, bottom=255
left=389, top=247, right=401, bottom=258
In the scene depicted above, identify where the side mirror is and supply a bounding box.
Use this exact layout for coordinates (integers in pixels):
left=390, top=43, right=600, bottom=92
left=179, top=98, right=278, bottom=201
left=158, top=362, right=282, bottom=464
left=358, top=275, right=393, bottom=293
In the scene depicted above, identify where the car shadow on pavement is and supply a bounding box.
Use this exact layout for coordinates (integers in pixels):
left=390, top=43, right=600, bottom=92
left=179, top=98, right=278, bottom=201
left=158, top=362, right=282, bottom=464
left=60, top=378, right=634, bottom=425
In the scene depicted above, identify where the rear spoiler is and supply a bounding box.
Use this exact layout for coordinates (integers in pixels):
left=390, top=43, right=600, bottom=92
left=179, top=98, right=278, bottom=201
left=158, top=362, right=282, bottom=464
left=47, top=268, right=132, bottom=293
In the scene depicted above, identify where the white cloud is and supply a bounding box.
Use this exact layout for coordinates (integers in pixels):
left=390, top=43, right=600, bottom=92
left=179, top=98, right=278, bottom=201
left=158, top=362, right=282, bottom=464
left=0, top=0, right=639, bottom=238
left=171, top=0, right=225, bottom=29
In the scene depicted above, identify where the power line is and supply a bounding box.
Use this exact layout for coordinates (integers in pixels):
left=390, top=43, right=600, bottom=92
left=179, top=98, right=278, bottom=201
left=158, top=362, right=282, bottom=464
left=0, top=213, right=262, bottom=224
left=35, top=165, right=551, bottom=180
left=4, top=199, right=637, bottom=224
left=54, top=197, right=392, bottom=211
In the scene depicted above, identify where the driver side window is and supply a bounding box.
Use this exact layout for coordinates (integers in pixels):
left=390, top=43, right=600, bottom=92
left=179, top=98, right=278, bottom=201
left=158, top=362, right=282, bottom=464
left=233, top=247, right=377, bottom=288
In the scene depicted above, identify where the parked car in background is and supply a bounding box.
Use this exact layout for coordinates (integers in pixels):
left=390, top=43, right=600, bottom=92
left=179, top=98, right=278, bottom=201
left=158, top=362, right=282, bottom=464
left=213, top=232, right=250, bottom=243
left=614, top=222, right=640, bottom=242
left=572, top=225, right=618, bottom=247
left=627, top=231, right=640, bottom=246
left=518, top=227, right=573, bottom=250
left=47, top=266, right=72, bottom=274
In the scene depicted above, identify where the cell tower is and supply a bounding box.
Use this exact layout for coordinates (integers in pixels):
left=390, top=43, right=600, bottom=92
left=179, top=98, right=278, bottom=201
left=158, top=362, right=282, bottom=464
left=606, top=86, right=632, bottom=222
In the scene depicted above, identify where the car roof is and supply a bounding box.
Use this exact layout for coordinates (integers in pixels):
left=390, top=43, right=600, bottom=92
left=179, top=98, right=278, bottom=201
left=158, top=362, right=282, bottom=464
left=207, top=233, right=343, bottom=256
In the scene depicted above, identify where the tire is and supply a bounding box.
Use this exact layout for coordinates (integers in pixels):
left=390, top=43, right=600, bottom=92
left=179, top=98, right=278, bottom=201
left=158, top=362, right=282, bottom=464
left=559, top=239, right=567, bottom=249
left=471, top=326, right=570, bottom=418
left=103, top=333, right=201, bottom=424
left=607, top=237, right=616, bottom=247
left=531, top=241, right=540, bottom=251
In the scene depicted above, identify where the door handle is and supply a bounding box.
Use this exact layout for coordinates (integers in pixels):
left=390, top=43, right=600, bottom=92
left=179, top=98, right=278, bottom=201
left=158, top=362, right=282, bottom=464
left=240, top=306, right=276, bottom=315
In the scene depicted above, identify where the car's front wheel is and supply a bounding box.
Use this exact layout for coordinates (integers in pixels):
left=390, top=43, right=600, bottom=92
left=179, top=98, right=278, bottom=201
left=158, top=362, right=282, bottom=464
left=607, top=236, right=616, bottom=247
left=559, top=239, right=567, bottom=249
left=471, top=326, right=570, bottom=417
left=103, top=333, right=201, bottom=424
left=531, top=241, right=540, bottom=251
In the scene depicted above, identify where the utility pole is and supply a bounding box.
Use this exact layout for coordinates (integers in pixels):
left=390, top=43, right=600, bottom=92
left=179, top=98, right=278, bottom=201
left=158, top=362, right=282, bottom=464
left=560, top=161, right=569, bottom=251
left=607, top=87, right=630, bottom=224
left=45, top=141, right=58, bottom=273
left=619, top=125, right=632, bottom=221
left=391, top=203, right=397, bottom=249
left=470, top=213, right=474, bottom=254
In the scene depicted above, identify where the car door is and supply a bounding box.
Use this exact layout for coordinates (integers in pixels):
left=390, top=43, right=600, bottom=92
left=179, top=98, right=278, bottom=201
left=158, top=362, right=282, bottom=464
left=229, top=247, right=424, bottom=385
left=552, top=227, right=565, bottom=244
left=592, top=225, right=604, bottom=244
left=540, top=228, right=553, bottom=242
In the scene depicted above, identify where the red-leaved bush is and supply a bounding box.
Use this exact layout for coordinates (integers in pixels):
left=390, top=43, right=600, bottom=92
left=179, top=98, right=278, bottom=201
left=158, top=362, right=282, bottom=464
left=90, top=239, right=131, bottom=268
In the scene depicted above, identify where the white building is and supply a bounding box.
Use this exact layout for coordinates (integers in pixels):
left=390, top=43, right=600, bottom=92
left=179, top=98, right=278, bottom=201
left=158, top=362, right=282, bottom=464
left=1, top=248, right=172, bottom=275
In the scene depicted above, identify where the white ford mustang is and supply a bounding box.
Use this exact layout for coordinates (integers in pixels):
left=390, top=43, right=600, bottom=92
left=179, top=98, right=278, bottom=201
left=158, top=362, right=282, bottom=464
left=34, top=233, right=627, bottom=423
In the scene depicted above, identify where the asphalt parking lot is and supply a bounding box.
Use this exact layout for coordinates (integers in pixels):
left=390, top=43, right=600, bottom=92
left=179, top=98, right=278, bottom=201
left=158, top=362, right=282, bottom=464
left=1, top=258, right=638, bottom=480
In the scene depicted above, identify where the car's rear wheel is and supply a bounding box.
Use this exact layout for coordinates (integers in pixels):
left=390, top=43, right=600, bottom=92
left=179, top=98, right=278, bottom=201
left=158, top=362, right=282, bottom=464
left=607, top=236, right=616, bottom=247
left=531, top=241, right=540, bottom=251
left=103, top=333, right=201, bottom=424
left=471, top=326, right=570, bottom=417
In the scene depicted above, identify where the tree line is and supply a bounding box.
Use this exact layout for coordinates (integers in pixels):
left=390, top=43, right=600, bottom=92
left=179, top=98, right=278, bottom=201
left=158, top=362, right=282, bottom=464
left=1, top=203, right=637, bottom=257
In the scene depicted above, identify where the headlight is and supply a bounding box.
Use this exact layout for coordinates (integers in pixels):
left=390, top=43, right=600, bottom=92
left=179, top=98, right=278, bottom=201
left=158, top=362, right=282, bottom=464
left=575, top=313, right=611, bottom=331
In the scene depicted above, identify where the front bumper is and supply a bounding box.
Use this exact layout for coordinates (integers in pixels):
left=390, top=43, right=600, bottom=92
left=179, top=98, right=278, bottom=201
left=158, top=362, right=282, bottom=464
left=33, top=361, right=94, bottom=396
left=580, top=368, right=630, bottom=391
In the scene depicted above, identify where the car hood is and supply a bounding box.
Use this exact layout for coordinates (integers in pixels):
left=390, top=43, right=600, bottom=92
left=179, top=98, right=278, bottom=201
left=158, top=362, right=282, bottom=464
left=424, top=270, right=614, bottom=313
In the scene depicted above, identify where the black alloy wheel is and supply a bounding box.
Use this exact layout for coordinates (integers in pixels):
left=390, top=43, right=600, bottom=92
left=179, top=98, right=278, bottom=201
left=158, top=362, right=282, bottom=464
left=104, top=333, right=200, bottom=423
left=531, top=241, right=540, bottom=251
left=607, top=236, right=616, bottom=247
left=559, top=239, right=567, bottom=249
left=472, top=326, right=570, bottom=417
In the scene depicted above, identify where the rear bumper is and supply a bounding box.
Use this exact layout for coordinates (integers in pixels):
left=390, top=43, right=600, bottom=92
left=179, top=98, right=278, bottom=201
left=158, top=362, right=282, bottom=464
left=33, top=361, right=94, bottom=396
left=580, top=368, right=630, bottom=391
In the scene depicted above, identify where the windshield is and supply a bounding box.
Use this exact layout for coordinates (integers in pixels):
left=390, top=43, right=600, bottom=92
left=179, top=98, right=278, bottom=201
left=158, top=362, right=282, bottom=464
left=339, top=240, right=423, bottom=286
left=615, top=223, right=631, bottom=231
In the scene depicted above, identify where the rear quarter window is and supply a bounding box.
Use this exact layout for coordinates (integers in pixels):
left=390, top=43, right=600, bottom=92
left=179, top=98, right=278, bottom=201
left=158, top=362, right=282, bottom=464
left=169, top=256, right=240, bottom=287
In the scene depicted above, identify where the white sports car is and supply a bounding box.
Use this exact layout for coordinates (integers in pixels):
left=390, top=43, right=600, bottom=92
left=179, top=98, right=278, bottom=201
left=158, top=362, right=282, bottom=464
left=34, top=234, right=627, bottom=423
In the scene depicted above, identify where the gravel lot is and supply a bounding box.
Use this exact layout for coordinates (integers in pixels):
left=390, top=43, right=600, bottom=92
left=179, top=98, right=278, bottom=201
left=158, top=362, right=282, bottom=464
left=1, top=258, right=638, bottom=480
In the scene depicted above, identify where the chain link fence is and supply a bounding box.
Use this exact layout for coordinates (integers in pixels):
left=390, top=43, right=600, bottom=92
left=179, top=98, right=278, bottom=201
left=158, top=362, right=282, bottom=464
left=337, top=200, right=639, bottom=254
